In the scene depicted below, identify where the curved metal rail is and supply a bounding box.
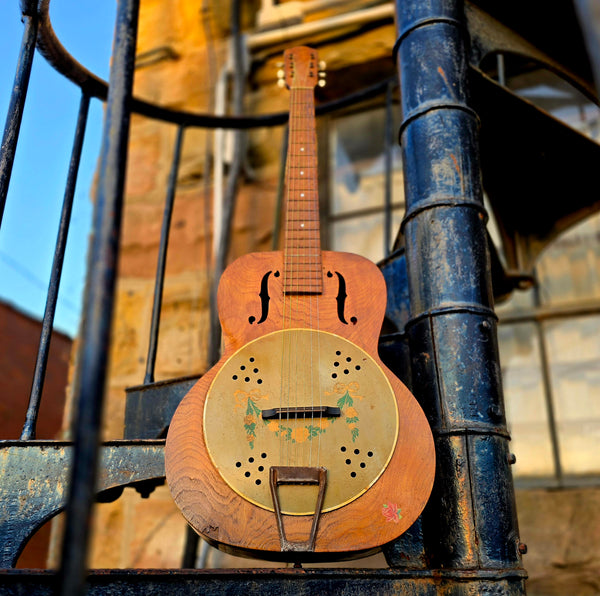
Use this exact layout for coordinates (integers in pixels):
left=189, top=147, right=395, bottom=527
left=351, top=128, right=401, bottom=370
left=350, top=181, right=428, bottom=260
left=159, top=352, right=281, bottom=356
left=34, top=0, right=393, bottom=128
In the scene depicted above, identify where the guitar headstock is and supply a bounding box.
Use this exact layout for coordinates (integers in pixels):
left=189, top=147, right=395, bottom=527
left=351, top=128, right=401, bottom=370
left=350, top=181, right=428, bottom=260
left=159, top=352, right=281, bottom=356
left=277, top=46, right=326, bottom=89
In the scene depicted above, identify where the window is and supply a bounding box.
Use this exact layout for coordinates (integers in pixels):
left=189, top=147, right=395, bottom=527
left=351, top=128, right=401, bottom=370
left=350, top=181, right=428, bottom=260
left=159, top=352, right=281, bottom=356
left=498, top=213, right=600, bottom=485
left=327, top=104, right=404, bottom=262
left=329, top=98, right=600, bottom=487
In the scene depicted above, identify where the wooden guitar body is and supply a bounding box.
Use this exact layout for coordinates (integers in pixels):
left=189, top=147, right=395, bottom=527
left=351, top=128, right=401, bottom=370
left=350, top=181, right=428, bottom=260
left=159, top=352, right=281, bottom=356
left=166, top=46, right=434, bottom=561
left=166, top=250, right=435, bottom=561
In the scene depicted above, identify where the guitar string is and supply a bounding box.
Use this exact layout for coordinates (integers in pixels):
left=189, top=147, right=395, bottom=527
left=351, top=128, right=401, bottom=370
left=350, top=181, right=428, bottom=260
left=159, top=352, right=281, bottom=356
left=300, top=87, right=313, bottom=470
left=279, top=66, right=292, bottom=471
left=309, top=82, right=324, bottom=472
left=306, top=89, right=314, bottom=470
left=287, top=81, right=299, bottom=466
left=283, top=80, right=295, bottom=470
left=286, top=77, right=300, bottom=469
left=297, top=81, right=321, bottom=471
left=303, top=86, right=315, bottom=466
left=305, top=84, right=317, bottom=470
left=291, top=83, right=298, bottom=469
left=300, top=86, right=315, bottom=470
left=279, top=61, right=322, bottom=477
left=301, top=80, right=322, bottom=471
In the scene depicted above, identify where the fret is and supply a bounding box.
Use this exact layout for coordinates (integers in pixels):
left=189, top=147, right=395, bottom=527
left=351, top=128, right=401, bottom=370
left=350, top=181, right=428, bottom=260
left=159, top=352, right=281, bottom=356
left=283, top=269, right=323, bottom=273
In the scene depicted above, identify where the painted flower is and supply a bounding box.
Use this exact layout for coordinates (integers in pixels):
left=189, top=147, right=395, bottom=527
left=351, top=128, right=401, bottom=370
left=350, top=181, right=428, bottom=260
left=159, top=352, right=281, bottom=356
left=317, top=418, right=330, bottom=430
left=291, top=427, right=309, bottom=443
left=268, top=420, right=280, bottom=432
left=244, top=414, right=256, bottom=426
left=345, top=406, right=358, bottom=419
left=382, top=503, right=402, bottom=523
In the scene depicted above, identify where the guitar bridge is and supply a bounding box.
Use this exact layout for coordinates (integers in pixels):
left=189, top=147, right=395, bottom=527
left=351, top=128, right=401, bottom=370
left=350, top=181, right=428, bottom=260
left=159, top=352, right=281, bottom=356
left=261, top=406, right=341, bottom=420
left=269, top=466, right=327, bottom=553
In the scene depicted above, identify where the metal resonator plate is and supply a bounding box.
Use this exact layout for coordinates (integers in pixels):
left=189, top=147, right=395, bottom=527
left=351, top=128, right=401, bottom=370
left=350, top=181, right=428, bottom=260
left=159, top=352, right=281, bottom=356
left=204, top=329, right=398, bottom=515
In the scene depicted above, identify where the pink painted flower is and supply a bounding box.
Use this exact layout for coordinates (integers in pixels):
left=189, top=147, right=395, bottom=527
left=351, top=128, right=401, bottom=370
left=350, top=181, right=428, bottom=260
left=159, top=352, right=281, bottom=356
left=382, top=503, right=402, bottom=523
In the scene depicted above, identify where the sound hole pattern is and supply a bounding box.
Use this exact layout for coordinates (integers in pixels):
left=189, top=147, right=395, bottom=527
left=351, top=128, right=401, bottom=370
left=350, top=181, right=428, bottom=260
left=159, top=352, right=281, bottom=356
left=232, top=356, right=263, bottom=384
left=235, top=453, right=269, bottom=486
left=331, top=348, right=364, bottom=380
left=340, top=446, right=374, bottom=479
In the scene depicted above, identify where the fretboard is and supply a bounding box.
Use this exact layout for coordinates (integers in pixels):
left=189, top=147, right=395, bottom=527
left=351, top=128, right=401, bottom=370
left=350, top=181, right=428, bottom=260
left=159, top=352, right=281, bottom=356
left=284, top=87, right=322, bottom=294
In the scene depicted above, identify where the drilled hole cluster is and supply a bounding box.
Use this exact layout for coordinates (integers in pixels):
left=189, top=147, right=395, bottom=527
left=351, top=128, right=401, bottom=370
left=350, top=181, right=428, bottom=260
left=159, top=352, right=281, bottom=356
left=340, top=446, right=373, bottom=478
left=232, top=356, right=263, bottom=384
left=235, top=452, right=268, bottom=485
left=331, top=350, right=362, bottom=379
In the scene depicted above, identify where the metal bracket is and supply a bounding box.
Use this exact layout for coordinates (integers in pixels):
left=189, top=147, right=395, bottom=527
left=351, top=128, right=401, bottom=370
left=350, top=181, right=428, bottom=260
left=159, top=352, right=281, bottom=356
left=269, top=466, right=327, bottom=553
left=0, top=440, right=165, bottom=568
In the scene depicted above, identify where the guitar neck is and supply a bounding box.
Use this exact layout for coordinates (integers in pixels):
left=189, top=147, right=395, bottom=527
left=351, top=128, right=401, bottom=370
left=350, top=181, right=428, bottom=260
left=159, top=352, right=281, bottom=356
left=284, top=87, right=323, bottom=295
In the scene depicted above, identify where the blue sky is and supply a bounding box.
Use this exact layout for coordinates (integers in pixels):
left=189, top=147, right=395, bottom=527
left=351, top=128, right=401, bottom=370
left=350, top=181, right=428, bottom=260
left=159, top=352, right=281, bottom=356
left=0, top=2, right=116, bottom=336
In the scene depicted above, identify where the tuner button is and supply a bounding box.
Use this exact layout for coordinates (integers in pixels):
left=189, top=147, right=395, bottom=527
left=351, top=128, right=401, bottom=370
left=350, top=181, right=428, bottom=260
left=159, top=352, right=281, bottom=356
left=277, top=79, right=286, bottom=88
left=277, top=69, right=284, bottom=78
left=319, top=72, right=326, bottom=78
left=276, top=61, right=284, bottom=68
left=319, top=60, right=327, bottom=70
left=318, top=79, right=326, bottom=87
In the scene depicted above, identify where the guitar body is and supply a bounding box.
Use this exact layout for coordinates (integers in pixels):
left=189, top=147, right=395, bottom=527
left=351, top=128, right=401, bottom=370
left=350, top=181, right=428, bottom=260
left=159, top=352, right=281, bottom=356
left=166, top=46, right=434, bottom=562
left=166, top=250, right=435, bottom=561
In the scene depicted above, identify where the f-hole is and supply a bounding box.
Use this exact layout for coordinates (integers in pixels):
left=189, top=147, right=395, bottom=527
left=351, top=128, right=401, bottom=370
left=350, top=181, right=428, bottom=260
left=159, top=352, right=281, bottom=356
left=249, top=271, right=277, bottom=324
left=327, top=271, right=357, bottom=325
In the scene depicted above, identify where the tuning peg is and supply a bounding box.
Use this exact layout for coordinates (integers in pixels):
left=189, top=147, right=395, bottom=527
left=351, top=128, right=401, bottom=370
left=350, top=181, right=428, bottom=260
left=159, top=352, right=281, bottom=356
left=275, top=61, right=284, bottom=68
left=318, top=79, right=326, bottom=87
left=277, top=69, right=284, bottom=79
left=277, top=78, right=286, bottom=88
left=319, top=60, right=326, bottom=70
left=319, top=71, right=326, bottom=78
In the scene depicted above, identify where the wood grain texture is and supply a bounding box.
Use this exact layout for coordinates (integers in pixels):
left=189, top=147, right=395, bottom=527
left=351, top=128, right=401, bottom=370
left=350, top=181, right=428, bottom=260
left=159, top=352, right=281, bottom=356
left=166, top=250, right=435, bottom=561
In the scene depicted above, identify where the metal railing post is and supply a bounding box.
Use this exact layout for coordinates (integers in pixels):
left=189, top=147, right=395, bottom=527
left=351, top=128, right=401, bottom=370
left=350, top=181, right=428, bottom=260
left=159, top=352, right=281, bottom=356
left=0, top=7, right=38, bottom=228
left=57, top=0, right=140, bottom=592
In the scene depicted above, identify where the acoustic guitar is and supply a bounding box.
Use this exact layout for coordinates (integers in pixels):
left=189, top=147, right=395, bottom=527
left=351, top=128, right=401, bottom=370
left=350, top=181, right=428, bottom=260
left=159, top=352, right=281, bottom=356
left=165, top=46, right=435, bottom=562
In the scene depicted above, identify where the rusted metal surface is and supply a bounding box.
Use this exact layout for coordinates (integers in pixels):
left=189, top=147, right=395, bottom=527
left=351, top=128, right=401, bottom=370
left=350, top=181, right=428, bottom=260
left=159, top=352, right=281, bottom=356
left=392, top=0, right=525, bottom=592
left=0, top=568, right=528, bottom=595
left=124, top=375, right=200, bottom=439
left=468, top=0, right=594, bottom=87
left=464, top=3, right=600, bottom=274
left=466, top=2, right=596, bottom=100
left=0, top=440, right=164, bottom=568
left=471, top=69, right=600, bottom=273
